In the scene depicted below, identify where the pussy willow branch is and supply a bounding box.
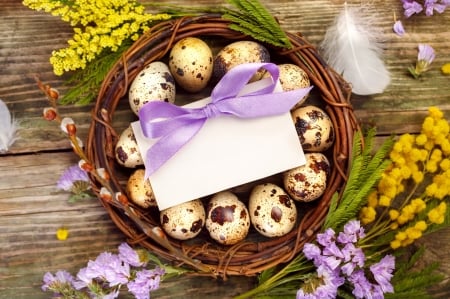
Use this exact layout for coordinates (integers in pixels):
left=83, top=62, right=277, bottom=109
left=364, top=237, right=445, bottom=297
left=35, top=76, right=214, bottom=274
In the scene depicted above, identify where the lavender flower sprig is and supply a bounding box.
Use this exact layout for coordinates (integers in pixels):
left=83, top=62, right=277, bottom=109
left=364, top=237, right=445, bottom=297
left=42, top=242, right=186, bottom=299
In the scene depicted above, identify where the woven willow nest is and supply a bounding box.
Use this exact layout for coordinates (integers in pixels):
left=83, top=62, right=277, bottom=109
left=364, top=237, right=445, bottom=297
left=86, top=14, right=359, bottom=277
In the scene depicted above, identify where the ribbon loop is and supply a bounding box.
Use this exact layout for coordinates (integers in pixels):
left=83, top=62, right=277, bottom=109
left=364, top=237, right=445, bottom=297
left=138, top=62, right=313, bottom=177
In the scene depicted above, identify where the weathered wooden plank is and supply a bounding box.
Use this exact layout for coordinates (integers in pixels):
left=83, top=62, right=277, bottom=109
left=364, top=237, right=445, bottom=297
left=1, top=0, right=450, bottom=155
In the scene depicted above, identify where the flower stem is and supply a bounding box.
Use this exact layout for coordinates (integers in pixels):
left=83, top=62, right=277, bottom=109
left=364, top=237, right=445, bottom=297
left=233, top=255, right=312, bottom=299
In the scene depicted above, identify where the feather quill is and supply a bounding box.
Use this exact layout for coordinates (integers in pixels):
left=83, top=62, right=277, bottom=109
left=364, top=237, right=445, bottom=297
left=0, top=99, right=19, bottom=153
left=320, top=3, right=390, bottom=95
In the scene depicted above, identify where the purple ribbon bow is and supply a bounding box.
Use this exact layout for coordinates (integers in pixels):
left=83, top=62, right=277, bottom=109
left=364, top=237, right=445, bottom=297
left=139, top=62, right=312, bottom=177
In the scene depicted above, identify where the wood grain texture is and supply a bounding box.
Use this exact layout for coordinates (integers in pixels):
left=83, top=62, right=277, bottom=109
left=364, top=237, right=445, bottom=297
left=1, top=0, right=449, bottom=298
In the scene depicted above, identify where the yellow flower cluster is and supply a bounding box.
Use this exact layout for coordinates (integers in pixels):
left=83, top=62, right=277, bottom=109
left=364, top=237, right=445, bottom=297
left=359, top=107, right=450, bottom=249
left=442, top=63, right=450, bottom=75
left=23, top=0, right=171, bottom=75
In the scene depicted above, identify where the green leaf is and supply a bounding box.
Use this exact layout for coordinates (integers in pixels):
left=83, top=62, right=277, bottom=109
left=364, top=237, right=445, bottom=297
left=258, top=267, right=276, bottom=285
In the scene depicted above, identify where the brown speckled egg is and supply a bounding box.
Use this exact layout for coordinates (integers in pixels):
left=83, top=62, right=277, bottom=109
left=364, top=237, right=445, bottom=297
left=291, top=105, right=335, bottom=152
left=169, top=37, right=213, bottom=92
left=248, top=183, right=297, bottom=238
left=283, top=153, right=330, bottom=202
left=213, top=41, right=270, bottom=82
left=263, top=64, right=311, bottom=109
left=160, top=199, right=205, bottom=240
left=205, top=191, right=250, bottom=245
left=115, top=125, right=143, bottom=168
left=128, top=61, right=176, bottom=115
left=126, top=169, right=157, bottom=208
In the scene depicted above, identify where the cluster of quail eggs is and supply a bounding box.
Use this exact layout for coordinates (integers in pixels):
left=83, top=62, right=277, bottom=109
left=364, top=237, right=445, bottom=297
left=112, top=36, right=336, bottom=245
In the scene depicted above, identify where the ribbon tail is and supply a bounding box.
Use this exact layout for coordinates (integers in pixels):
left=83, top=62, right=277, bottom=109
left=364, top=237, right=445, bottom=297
left=144, top=119, right=205, bottom=178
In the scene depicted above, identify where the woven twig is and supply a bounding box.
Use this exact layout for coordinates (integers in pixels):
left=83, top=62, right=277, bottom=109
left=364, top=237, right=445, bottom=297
left=86, top=14, right=360, bottom=277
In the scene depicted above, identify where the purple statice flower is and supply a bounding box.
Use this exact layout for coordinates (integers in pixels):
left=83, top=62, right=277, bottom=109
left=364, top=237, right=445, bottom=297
left=348, top=270, right=373, bottom=299
left=300, top=220, right=395, bottom=299
left=424, top=0, right=448, bottom=15
left=103, top=254, right=131, bottom=287
left=409, top=44, right=436, bottom=78
left=393, top=20, right=406, bottom=36
left=418, top=44, right=436, bottom=65
left=127, top=267, right=165, bottom=299
left=56, top=164, right=90, bottom=192
left=118, top=242, right=146, bottom=267
left=370, top=255, right=395, bottom=294
left=89, top=252, right=130, bottom=287
left=42, top=270, right=75, bottom=291
left=316, top=228, right=336, bottom=247
left=340, top=243, right=366, bottom=276
left=337, top=220, right=365, bottom=244
left=296, top=265, right=343, bottom=299
left=303, top=243, right=321, bottom=261
left=73, top=267, right=91, bottom=290
left=402, top=0, right=424, bottom=17
left=76, top=252, right=130, bottom=289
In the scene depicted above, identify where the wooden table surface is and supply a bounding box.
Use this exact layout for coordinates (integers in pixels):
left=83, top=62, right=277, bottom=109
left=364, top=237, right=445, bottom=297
left=1, top=0, right=449, bottom=298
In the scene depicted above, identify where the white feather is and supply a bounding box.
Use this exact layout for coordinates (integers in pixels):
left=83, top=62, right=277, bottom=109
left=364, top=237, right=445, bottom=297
left=320, top=3, right=390, bottom=95
left=0, top=99, right=19, bottom=153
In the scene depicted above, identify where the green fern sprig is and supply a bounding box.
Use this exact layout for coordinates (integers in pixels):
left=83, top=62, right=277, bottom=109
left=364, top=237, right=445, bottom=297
left=324, top=129, right=394, bottom=231
left=224, top=0, right=292, bottom=49
left=60, top=43, right=131, bottom=105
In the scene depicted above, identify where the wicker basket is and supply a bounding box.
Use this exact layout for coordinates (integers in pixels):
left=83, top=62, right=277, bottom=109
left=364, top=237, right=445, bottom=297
left=86, top=14, right=359, bottom=277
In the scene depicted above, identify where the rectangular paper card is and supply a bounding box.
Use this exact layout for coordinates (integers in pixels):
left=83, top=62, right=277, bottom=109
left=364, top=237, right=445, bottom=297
left=132, top=78, right=306, bottom=210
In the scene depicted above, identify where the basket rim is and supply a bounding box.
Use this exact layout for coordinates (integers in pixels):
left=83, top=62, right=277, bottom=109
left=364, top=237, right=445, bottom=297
left=86, top=14, right=360, bottom=277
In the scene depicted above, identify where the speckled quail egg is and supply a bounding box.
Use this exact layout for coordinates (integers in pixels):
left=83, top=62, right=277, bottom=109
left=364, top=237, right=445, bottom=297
left=263, top=64, right=311, bottom=109
left=205, top=191, right=250, bottom=245
left=248, top=183, right=297, bottom=238
left=283, top=152, right=331, bottom=202
left=115, top=125, right=143, bottom=168
left=128, top=61, right=176, bottom=115
left=213, top=41, right=270, bottom=82
left=291, top=105, right=335, bottom=152
left=169, top=37, right=213, bottom=92
left=126, top=169, right=157, bottom=208
left=160, top=199, right=205, bottom=240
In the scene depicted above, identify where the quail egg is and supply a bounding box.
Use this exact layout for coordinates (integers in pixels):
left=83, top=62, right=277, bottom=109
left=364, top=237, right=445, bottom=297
left=213, top=41, right=270, bottom=82
left=115, top=125, right=143, bottom=168
left=291, top=105, right=335, bottom=152
left=263, top=64, right=311, bottom=109
left=160, top=199, right=205, bottom=240
left=283, top=152, right=331, bottom=202
left=205, top=191, right=250, bottom=245
left=169, top=37, right=213, bottom=92
left=248, top=183, right=297, bottom=238
left=128, top=61, right=176, bottom=115
left=126, top=169, right=157, bottom=208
